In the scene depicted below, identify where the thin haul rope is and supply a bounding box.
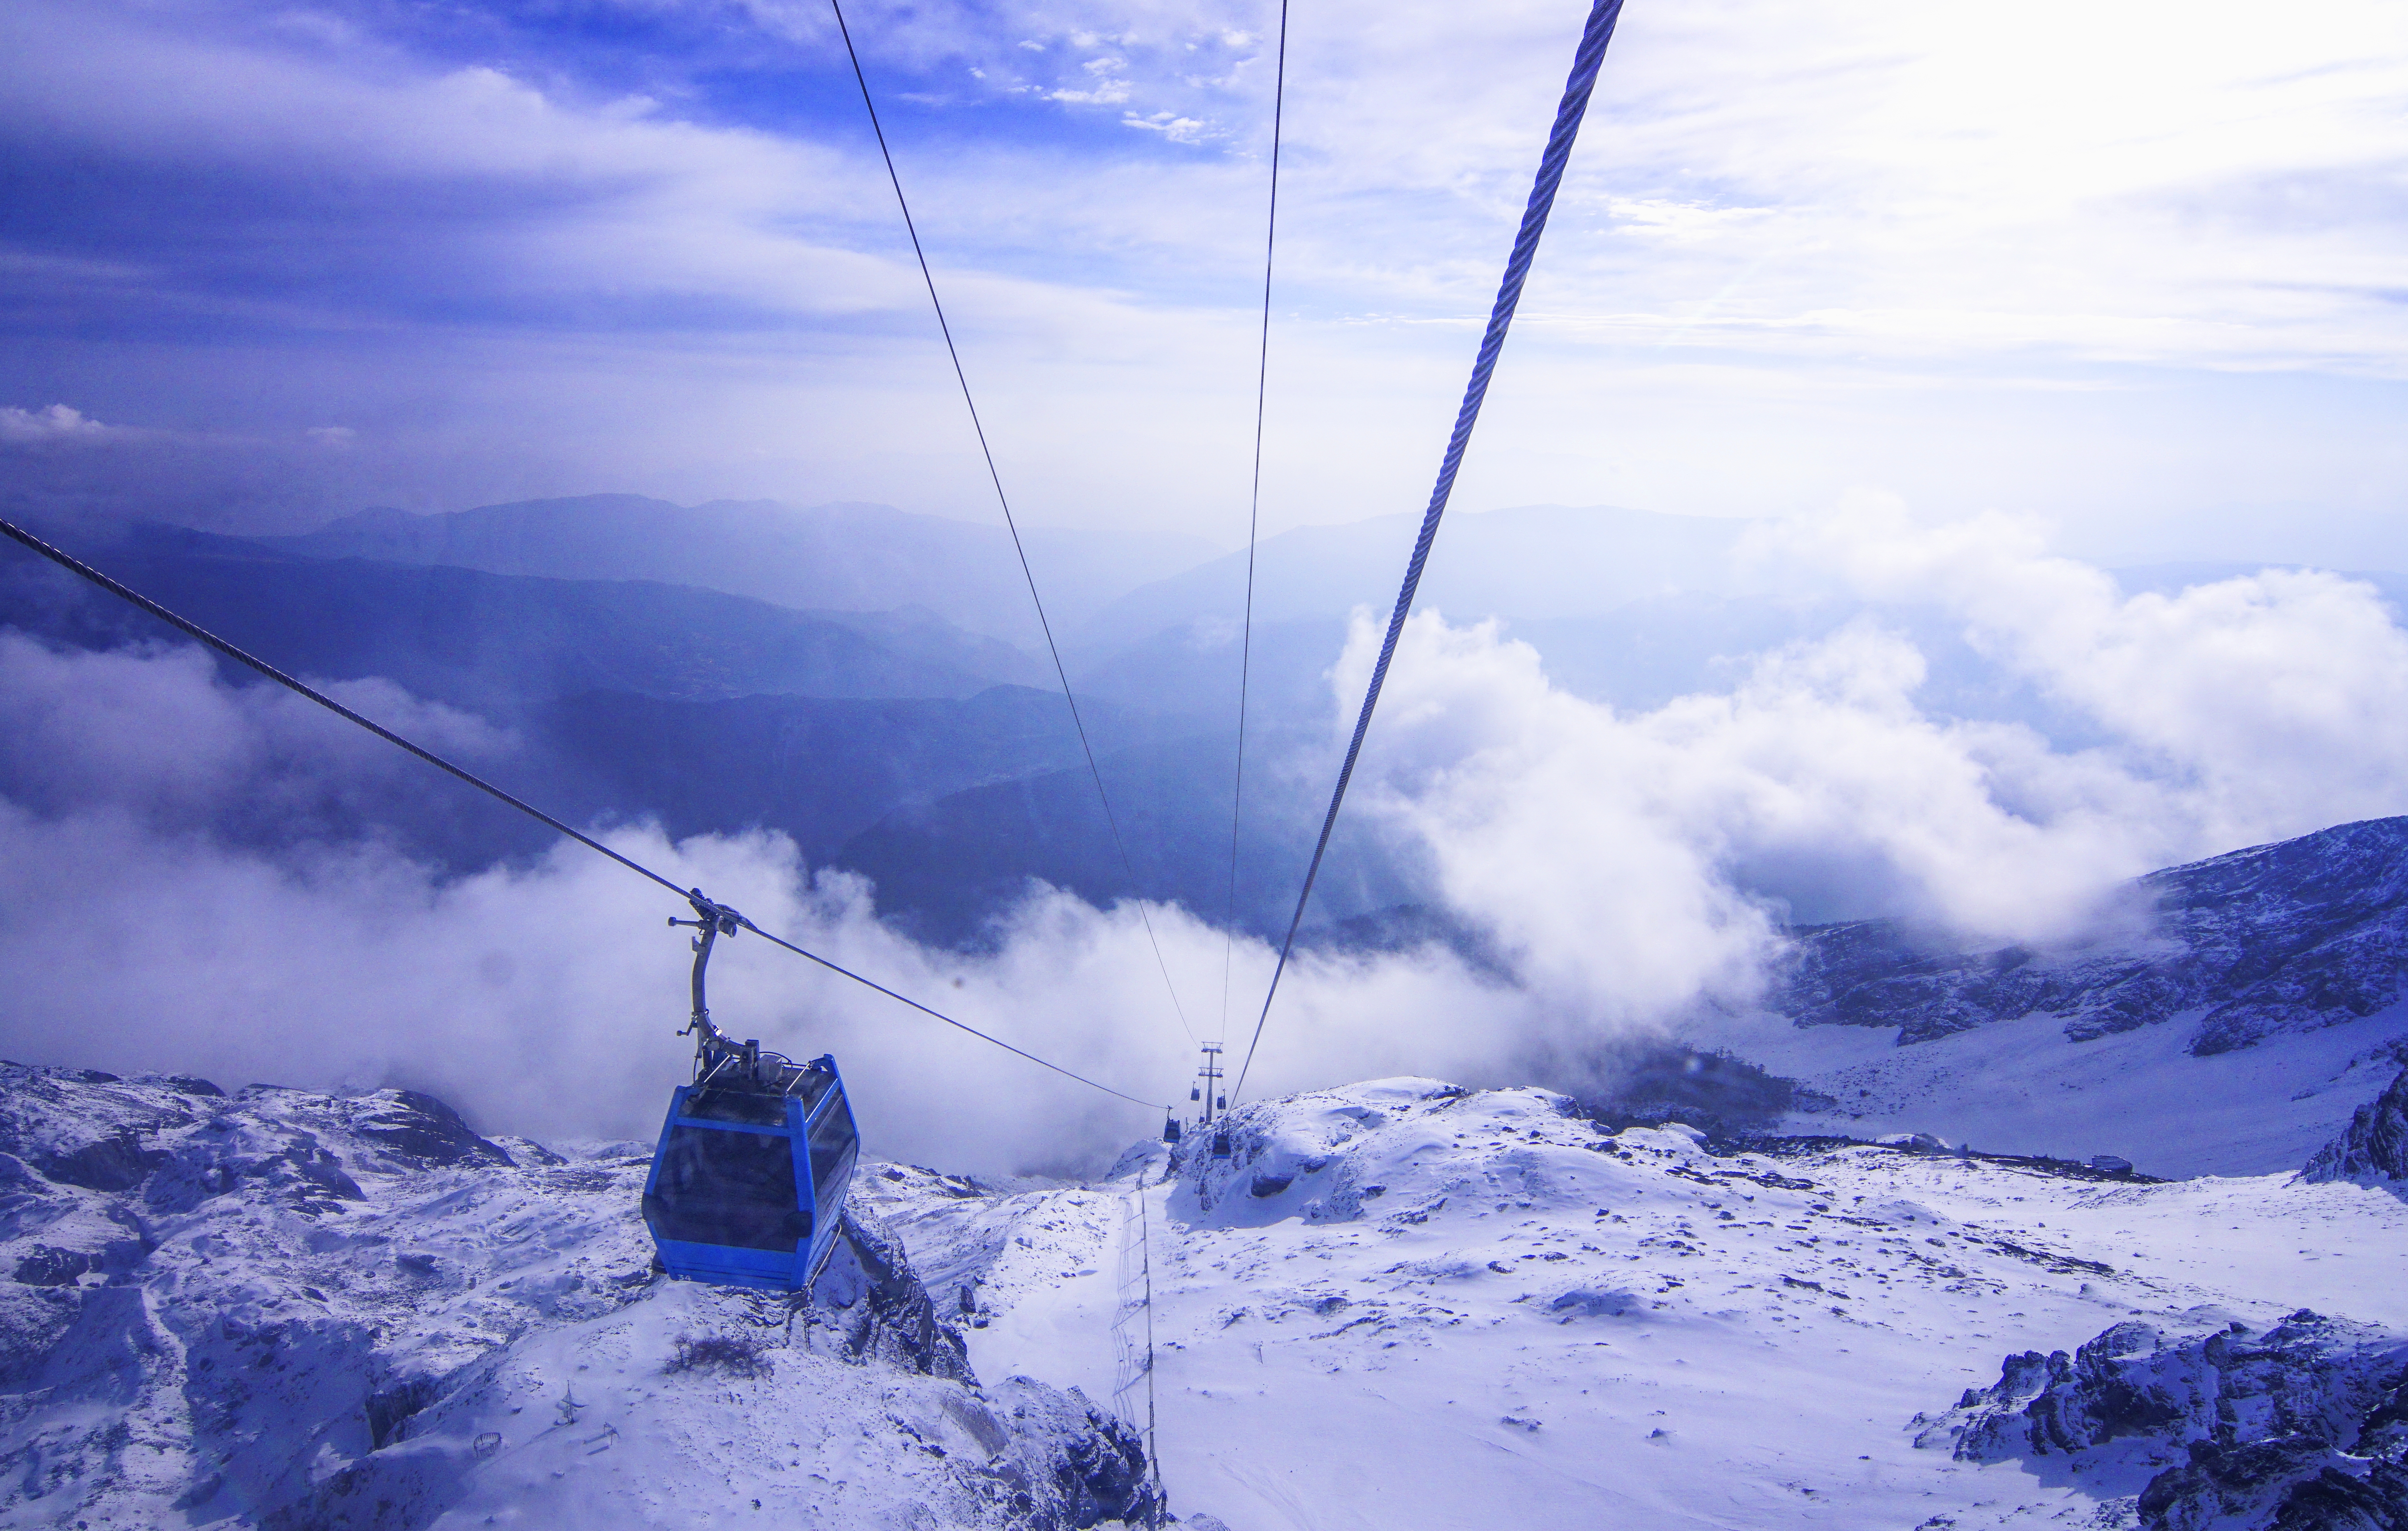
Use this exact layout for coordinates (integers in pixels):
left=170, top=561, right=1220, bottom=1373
left=0, top=516, right=1165, bottom=1111
left=827, top=0, right=1198, bottom=1046
left=1232, top=0, right=1628, bottom=1101
left=1220, top=0, right=1291, bottom=1040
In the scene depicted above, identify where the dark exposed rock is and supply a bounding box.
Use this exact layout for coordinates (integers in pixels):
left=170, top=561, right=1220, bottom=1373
left=287, top=1141, right=369, bottom=1203
left=142, top=1125, right=367, bottom=1216
left=1578, top=1041, right=1800, bottom=1136
left=0, top=1063, right=196, bottom=1192
left=2304, top=1065, right=2408, bottom=1183
left=1776, top=817, right=2408, bottom=1053
left=1918, top=1310, right=2408, bottom=1529
left=341, top=1090, right=516, bottom=1169
left=12, top=1245, right=106, bottom=1287
left=38, top=1131, right=171, bottom=1192
left=985, top=1375, right=1159, bottom=1531
left=808, top=1204, right=974, bottom=1382
left=663, top=1332, right=772, bottom=1379
left=2142, top=1438, right=2408, bottom=1531
left=364, top=1375, right=443, bottom=1449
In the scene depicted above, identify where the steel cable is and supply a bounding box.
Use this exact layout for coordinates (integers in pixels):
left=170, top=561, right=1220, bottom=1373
left=1232, top=0, right=1628, bottom=1101
left=827, top=0, right=1199, bottom=1045
left=1220, top=0, right=1291, bottom=1042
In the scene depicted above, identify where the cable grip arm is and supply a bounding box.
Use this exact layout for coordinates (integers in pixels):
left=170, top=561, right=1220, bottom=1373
left=669, top=889, right=746, bottom=1077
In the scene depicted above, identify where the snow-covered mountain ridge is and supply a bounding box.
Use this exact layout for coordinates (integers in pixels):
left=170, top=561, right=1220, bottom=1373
left=1777, top=816, right=2408, bottom=1055
left=0, top=1064, right=1152, bottom=1530
left=7, top=1058, right=2405, bottom=1529
left=875, top=1077, right=2408, bottom=1530
left=1683, top=816, right=2408, bottom=1177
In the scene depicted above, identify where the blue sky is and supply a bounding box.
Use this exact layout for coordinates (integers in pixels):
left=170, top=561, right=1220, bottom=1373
left=3, top=0, right=2406, bottom=565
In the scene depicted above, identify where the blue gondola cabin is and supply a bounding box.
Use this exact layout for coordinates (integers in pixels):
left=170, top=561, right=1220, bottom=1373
left=643, top=1051, right=859, bottom=1291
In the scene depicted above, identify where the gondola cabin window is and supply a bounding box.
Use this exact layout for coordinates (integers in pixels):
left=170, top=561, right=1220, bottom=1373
left=807, top=1092, right=859, bottom=1212
left=650, top=1124, right=803, bottom=1251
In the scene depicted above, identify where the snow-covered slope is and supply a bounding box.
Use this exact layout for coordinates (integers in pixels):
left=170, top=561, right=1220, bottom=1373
left=0, top=1064, right=1152, bottom=1530
left=1690, top=1001, right=2408, bottom=1178
left=1670, top=817, right=2408, bottom=1177
left=1776, top=817, right=2408, bottom=1055
left=12, top=1057, right=2403, bottom=1530
left=877, top=1079, right=2408, bottom=1531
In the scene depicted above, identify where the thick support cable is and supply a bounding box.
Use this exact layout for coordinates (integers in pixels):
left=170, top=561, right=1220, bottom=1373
left=1221, top=0, right=1290, bottom=1038
left=0, top=517, right=1165, bottom=1112
left=1232, top=0, right=1627, bottom=1100
left=828, top=0, right=1196, bottom=1044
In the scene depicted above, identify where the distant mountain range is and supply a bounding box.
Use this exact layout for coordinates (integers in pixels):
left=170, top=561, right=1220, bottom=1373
left=1074, top=501, right=1770, bottom=652
left=836, top=722, right=1419, bottom=943
left=267, top=494, right=1221, bottom=646
left=541, top=685, right=1192, bottom=867
left=15, top=493, right=2408, bottom=954
left=22, top=523, right=1043, bottom=711
left=4, top=520, right=1341, bottom=934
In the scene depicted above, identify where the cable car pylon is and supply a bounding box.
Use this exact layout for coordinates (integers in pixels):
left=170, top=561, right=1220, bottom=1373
left=1190, top=1042, right=1231, bottom=1159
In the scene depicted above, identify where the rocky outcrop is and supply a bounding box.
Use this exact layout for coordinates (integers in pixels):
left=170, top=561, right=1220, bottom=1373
left=1178, top=1077, right=1475, bottom=1222
left=1776, top=816, right=2408, bottom=1054
left=1915, top=1311, right=2408, bottom=1529
left=980, top=1376, right=1157, bottom=1530
left=2304, top=1065, right=2408, bottom=1183
left=810, top=1202, right=975, bottom=1380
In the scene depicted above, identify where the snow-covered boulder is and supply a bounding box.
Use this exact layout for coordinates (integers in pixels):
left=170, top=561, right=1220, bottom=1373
left=1916, top=1310, right=2408, bottom=1528
left=2303, top=1063, right=2408, bottom=1183
left=0, top=1062, right=1156, bottom=1529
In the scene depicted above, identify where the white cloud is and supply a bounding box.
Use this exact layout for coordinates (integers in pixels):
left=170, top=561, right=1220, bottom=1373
left=0, top=632, right=1512, bottom=1171
left=1339, top=498, right=2408, bottom=1003
left=5, top=0, right=2405, bottom=543
left=1048, top=56, right=1133, bottom=105
left=0, top=404, right=111, bottom=444
left=1125, top=111, right=1208, bottom=143
left=12, top=506, right=2408, bottom=1165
